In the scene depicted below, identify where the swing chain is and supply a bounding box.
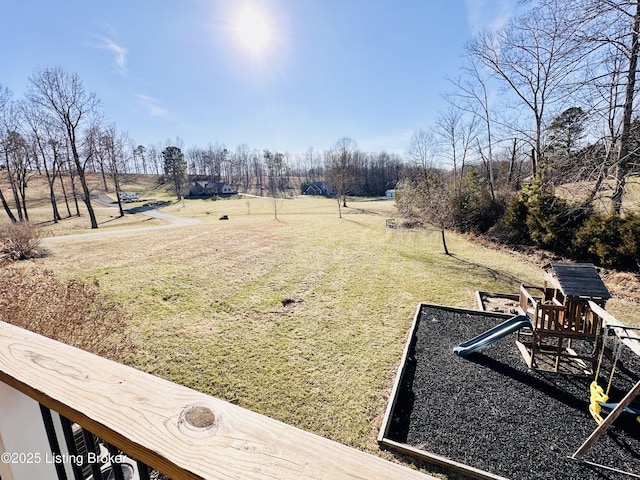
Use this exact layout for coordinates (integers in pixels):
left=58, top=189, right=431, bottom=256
left=606, top=329, right=624, bottom=396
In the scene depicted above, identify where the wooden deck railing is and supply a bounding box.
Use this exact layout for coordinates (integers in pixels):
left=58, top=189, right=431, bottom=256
left=0, top=320, right=434, bottom=480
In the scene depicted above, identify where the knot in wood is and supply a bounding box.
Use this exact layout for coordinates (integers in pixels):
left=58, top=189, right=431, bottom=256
left=183, top=405, right=216, bottom=429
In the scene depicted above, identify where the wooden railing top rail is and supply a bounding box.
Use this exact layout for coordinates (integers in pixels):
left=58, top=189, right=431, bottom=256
left=0, top=321, right=433, bottom=480
left=588, top=301, right=640, bottom=357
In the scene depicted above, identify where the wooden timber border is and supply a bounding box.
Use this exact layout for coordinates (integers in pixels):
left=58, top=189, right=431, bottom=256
left=377, top=303, right=511, bottom=480
left=0, top=320, right=435, bottom=480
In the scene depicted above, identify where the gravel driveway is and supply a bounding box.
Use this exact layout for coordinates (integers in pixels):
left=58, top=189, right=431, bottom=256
left=43, top=194, right=202, bottom=243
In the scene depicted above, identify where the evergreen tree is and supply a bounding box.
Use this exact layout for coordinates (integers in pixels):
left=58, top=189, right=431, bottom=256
left=162, top=146, right=187, bottom=200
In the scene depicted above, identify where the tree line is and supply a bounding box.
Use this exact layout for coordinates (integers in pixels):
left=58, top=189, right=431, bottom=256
left=171, top=139, right=402, bottom=202
left=0, top=68, right=402, bottom=227
left=397, top=0, right=640, bottom=270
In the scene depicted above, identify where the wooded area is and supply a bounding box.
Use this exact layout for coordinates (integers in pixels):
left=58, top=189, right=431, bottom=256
left=1, top=1, right=640, bottom=267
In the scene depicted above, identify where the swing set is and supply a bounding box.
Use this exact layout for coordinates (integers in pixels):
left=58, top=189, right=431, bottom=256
left=573, top=301, right=640, bottom=461
left=589, top=323, right=640, bottom=425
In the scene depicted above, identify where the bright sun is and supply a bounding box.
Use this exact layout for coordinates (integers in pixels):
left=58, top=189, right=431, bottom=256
left=234, top=6, right=272, bottom=54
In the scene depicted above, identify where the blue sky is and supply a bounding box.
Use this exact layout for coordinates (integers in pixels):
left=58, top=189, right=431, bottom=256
left=1, top=1, right=514, bottom=155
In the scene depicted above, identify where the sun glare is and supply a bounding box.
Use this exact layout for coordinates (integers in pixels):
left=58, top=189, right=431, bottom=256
left=234, top=6, right=272, bottom=54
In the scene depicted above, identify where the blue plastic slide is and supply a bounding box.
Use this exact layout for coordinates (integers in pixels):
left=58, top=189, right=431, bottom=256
left=599, top=402, right=640, bottom=416
left=453, top=315, right=532, bottom=356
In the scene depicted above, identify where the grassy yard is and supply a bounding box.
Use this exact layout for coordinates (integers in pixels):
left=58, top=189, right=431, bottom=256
left=32, top=197, right=545, bottom=440
left=3, top=176, right=640, bottom=476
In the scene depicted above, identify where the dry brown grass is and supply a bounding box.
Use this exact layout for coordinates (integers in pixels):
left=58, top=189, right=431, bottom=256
left=555, top=176, right=640, bottom=215
left=27, top=198, right=557, bottom=457
left=0, top=172, right=170, bottom=236
left=0, top=265, right=133, bottom=360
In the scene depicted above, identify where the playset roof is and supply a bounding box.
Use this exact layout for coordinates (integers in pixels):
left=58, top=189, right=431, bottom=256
left=544, top=262, right=611, bottom=300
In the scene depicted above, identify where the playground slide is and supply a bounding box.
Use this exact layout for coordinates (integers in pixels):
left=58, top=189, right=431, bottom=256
left=599, top=402, right=640, bottom=416
left=453, top=315, right=532, bottom=356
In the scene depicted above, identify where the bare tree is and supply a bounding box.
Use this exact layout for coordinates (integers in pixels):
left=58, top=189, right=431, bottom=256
left=406, top=129, right=438, bottom=175
left=0, top=86, right=18, bottom=223
left=264, top=149, right=287, bottom=220
left=96, top=124, right=128, bottom=216
left=535, top=0, right=640, bottom=214
left=396, top=173, right=454, bottom=255
left=581, top=49, right=625, bottom=202
left=435, top=107, right=479, bottom=192
left=207, top=143, right=229, bottom=182
left=53, top=139, right=74, bottom=217
left=447, top=57, right=499, bottom=197
left=8, top=132, right=34, bottom=221
left=86, top=120, right=109, bottom=191
left=603, top=1, right=640, bottom=214
left=0, top=102, right=22, bottom=221
left=146, top=143, right=163, bottom=176
left=19, top=100, right=64, bottom=223
left=1, top=126, right=32, bottom=221
left=325, top=137, right=358, bottom=218
left=468, top=0, right=590, bottom=178
left=27, top=67, right=101, bottom=228
left=186, top=146, right=203, bottom=176
left=235, top=143, right=251, bottom=191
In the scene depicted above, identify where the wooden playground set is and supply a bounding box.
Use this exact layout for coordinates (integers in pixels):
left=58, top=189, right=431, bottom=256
left=471, top=263, right=640, bottom=459
left=380, top=262, right=640, bottom=478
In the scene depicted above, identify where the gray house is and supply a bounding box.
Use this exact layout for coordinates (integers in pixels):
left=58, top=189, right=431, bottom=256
left=189, top=181, right=237, bottom=196
left=304, top=182, right=333, bottom=197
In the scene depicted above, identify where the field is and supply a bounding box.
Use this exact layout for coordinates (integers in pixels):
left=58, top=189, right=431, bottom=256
left=2, top=173, right=640, bottom=477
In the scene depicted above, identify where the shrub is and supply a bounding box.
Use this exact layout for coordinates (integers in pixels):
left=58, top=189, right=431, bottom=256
left=0, top=221, right=42, bottom=261
left=503, top=191, right=531, bottom=244
left=572, top=213, right=640, bottom=270
left=0, top=266, right=134, bottom=360
left=451, top=176, right=507, bottom=234
left=502, top=178, right=591, bottom=253
left=527, top=195, right=591, bottom=254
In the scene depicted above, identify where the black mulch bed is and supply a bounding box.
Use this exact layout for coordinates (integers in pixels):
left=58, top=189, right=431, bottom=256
left=385, top=304, right=640, bottom=480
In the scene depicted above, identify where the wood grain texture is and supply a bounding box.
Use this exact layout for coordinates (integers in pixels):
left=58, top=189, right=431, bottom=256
left=0, top=321, right=434, bottom=480
left=589, top=301, right=640, bottom=357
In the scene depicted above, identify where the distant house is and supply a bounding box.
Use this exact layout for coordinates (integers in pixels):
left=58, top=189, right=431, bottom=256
left=385, top=189, right=395, bottom=198
left=304, top=182, right=333, bottom=197
left=189, top=181, right=237, bottom=197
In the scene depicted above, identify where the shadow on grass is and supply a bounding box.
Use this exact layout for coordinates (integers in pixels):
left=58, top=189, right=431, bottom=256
left=98, top=215, right=124, bottom=226
left=347, top=207, right=381, bottom=215
left=450, top=253, right=524, bottom=287
left=342, top=217, right=377, bottom=230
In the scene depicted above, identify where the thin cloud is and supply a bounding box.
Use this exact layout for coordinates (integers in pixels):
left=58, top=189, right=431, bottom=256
left=465, top=0, right=513, bottom=35
left=90, top=30, right=128, bottom=76
left=136, top=93, right=167, bottom=117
